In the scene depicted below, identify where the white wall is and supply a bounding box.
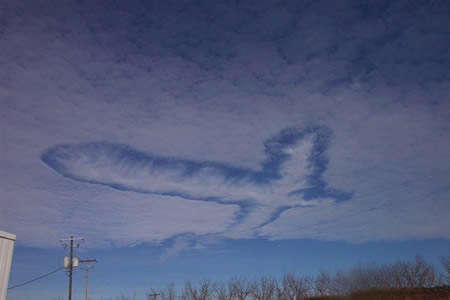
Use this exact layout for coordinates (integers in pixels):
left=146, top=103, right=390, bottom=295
left=0, top=231, right=16, bottom=300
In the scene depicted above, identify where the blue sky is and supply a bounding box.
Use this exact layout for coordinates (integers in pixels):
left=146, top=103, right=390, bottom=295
left=1, top=0, right=449, bottom=299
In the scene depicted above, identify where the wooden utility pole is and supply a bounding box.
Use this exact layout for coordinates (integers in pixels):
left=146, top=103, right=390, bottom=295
left=60, top=236, right=84, bottom=300
left=80, top=258, right=97, bottom=300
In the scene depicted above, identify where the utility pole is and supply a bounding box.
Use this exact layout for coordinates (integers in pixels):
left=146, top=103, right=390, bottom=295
left=60, top=236, right=84, bottom=300
left=80, top=258, right=97, bottom=300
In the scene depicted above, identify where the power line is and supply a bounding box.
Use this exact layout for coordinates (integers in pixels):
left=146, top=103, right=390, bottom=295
left=8, top=266, right=64, bottom=290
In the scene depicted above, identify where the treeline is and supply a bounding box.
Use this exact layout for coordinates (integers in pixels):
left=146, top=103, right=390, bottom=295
left=145, top=256, right=450, bottom=300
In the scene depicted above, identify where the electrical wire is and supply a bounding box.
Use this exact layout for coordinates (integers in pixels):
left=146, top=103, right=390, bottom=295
left=8, top=266, right=64, bottom=290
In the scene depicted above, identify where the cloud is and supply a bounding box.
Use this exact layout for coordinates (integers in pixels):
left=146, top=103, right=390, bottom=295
left=158, top=233, right=208, bottom=262
left=260, top=192, right=450, bottom=242
left=2, top=177, right=240, bottom=248
left=1, top=0, right=449, bottom=249
left=39, top=127, right=350, bottom=239
left=41, top=127, right=346, bottom=204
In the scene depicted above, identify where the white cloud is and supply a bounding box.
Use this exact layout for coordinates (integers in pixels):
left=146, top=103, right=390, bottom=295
left=260, top=192, right=450, bottom=242
left=1, top=0, right=449, bottom=248
left=40, top=130, right=317, bottom=204
left=2, top=173, right=239, bottom=248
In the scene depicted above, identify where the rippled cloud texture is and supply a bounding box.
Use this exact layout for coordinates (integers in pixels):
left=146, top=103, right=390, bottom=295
left=1, top=0, right=449, bottom=249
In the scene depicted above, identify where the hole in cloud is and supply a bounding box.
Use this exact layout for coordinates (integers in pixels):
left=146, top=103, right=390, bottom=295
left=41, top=126, right=350, bottom=230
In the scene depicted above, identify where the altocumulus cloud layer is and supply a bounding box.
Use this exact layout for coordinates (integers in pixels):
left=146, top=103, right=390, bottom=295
left=1, top=0, right=450, bottom=248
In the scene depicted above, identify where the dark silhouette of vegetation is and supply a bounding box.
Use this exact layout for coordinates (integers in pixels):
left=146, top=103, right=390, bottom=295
left=144, top=255, right=449, bottom=300
left=441, top=256, right=450, bottom=284
left=98, top=255, right=450, bottom=300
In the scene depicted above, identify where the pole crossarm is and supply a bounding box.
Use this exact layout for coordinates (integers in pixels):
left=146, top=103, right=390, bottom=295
left=60, top=237, right=84, bottom=242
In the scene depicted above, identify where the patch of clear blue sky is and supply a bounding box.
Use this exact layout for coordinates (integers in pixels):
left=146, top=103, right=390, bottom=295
left=8, top=238, right=450, bottom=300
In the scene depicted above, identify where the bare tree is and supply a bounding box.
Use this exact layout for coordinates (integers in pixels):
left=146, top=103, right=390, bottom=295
left=230, top=277, right=255, bottom=300
left=251, top=276, right=276, bottom=300
left=272, top=278, right=286, bottom=300
left=214, top=281, right=234, bottom=300
left=341, top=256, right=440, bottom=291
left=149, top=254, right=446, bottom=300
left=183, top=280, right=213, bottom=300
left=154, top=283, right=176, bottom=300
left=329, top=271, right=352, bottom=296
left=441, top=256, right=450, bottom=284
left=346, top=265, right=373, bottom=292
left=181, top=281, right=194, bottom=300
left=372, top=264, right=398, bottom=289
left=345, top=264, right=396, bottom=291
left=313, top=270, right=331, bottom=296
left=441, top=256, right=450, bottom=274
left=282, top=273, right=311, bottom=300
left=390, top=255, right=438, bottom=288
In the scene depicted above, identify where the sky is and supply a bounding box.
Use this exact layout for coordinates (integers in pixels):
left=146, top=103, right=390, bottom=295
left=1, top=0, right=449, bottom=299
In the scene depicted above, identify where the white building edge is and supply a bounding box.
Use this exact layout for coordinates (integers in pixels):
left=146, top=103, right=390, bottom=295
left=0, top=231, right=16, bottom=300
